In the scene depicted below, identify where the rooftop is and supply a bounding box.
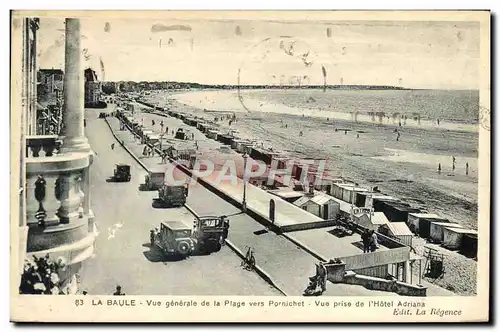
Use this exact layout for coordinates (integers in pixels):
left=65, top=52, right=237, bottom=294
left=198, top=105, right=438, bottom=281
left=288, top=226, right=390, bottom=259
left=162, top=220, right=191, bottom=230
left=444, top=227, right=478, bottom=235
left=409, top=212, right=445, bottom=219
left=383, top=222, right=413, bottom=236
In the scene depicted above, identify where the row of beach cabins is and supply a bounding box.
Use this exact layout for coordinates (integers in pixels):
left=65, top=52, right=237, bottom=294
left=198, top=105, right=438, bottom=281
left=131, top=98, right=479, bottom=260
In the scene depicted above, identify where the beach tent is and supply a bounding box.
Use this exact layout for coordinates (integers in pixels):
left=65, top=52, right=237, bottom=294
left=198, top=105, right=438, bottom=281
left=407, top=213, right=448, bottom=235
left=352, top=210, right=389, bottom=232
left=378, top=222, right=414, bottom=247
left=442, top=227, right=478, bottom=250
left=293, top=193, right=340, bottom=220
left=429, top=222, right=463, bottom=243
left=460, top=234, right=478, bottom=258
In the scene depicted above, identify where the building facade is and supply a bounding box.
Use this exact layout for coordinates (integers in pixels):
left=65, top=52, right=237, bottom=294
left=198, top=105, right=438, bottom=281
left=84, top=68, right=102, bottom=107
left=22, top=18, right=39, bottom=136
left=37, top=68, right=64, bottom=135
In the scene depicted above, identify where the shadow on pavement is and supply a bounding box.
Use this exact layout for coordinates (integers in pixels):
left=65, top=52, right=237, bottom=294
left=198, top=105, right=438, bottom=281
left=139, top=183, right=155, bottom=191
left=142, top=246, right=186, bottom=263
left=151, top=199, right=181, bottom=209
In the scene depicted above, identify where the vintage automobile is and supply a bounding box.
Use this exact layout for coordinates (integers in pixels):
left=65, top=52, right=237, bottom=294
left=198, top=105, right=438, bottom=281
left=175, top=128, right=187, bottom=140
left=113, top=164, right=131, bottom=182
left=157, top=184, right=187, bottom=207
left=144, top=171, right=165, bottom=190
left=151, top=221, right=195, bottom=257
left=193, top=216, right=229, bottom=254
left=150, top=216, right=230, bottom=258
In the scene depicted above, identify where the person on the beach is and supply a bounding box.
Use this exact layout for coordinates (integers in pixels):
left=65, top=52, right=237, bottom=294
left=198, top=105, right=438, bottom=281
left=396, top=132, right=401, bottom=141
left=344, top=130, right=347, bottom=135
left=111, top=143, right=115, bottom=150
left=357, top=133, right=360, bottom=139
left=466, top=162, right=469, bottom=176
left=452, top=156, right=456, bottom=171
left=438, top=163, right=442, bottom=173
left=437, top=119, right=440, bottom=125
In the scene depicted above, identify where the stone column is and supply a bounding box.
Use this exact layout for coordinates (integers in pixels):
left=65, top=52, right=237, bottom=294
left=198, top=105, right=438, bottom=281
left=60, top=18, right=90, bottom=153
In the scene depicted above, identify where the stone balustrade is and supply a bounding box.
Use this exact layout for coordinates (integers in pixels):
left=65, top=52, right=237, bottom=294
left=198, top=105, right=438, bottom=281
left=25, top=146, right=95, bottom=256
left=26, top=135, right=61, bottom=157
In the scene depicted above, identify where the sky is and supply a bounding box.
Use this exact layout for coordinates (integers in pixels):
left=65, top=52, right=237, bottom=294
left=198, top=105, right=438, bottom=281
left=35, top=17, right=480, bottom=89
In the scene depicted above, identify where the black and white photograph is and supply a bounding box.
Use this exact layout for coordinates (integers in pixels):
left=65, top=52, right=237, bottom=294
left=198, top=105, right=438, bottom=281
left=9, top=10, right=490, bottom=323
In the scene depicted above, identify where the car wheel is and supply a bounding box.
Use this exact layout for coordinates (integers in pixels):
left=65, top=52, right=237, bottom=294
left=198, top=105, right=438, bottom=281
left=177, top=241, right=191, bottom=256
left=214, top=242, right=222, bottom=252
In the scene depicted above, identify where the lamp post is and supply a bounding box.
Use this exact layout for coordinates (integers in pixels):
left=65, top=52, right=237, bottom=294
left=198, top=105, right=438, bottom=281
left=242, top=153, right=248, bottom=212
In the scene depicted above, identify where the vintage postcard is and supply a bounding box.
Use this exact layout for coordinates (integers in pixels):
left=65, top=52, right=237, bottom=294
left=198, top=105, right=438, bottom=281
left=10, top=10, right=490, bottom=323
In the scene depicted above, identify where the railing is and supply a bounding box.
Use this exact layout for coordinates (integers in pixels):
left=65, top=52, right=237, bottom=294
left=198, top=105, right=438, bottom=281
left=25, top=136, right=94, bottom=254
left=26, top=135, right=61, bottom=157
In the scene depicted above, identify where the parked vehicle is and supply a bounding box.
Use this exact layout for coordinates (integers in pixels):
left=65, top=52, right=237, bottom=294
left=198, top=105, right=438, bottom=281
left=150, top=216, right=230, bottom=258
left=193, top=216, right=230, bottom=254
left=151, top=221, right=195, bottom=257
left=175, top=128, right=187, bottom=140
left=157, top=185, right=187, bottom=207
left=113, top=164, right=131, bottom=182
left=144, top=171, right=165, bottom=190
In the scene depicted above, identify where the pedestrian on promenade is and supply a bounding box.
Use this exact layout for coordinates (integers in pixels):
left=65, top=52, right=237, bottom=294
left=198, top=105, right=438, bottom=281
left=369, top=230, right=378, bottom=252
left=396, top=132, right=401, bottom=141
left=361, top=229, right=370, bottom=253
left=113, top=285, right=125, bottom=296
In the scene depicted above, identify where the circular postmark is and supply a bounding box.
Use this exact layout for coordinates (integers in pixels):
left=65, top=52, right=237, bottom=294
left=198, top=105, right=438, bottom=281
left=478, top=105, right=490, bottom=131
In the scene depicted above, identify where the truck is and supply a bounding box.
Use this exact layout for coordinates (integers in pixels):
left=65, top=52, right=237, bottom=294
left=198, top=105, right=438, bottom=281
left=193, top=216, right=230, bottom=254
left=157, top=184, right=187, bottom=208
left=144, top=171, right=165, bottom=190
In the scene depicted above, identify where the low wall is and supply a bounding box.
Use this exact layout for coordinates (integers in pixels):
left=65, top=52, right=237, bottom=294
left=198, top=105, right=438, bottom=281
left=343, top=271, right=427, bottom=297
left=323, top=262, right=426, bottom=296
left=280, top=219, right=338, bottom=233
left=341, top=246, right=410, bottom=271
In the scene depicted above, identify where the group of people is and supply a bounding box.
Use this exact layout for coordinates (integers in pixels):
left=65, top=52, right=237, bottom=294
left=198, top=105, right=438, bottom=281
left=142, top=145, right=155, bottom=157
left=361, top=229, right=379, bottom=253
left=438, top=156, right=470, bottom=175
